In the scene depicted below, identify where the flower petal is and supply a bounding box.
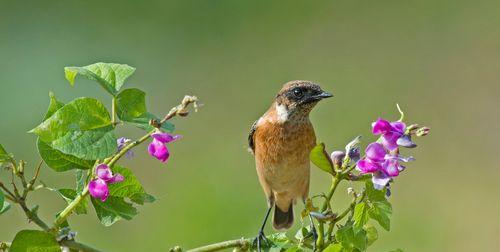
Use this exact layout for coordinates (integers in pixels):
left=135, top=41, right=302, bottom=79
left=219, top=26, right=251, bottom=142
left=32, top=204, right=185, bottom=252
left=88, top=178, right=109, bottom=202
left=148, top=138, right=170, bottom=162
left=381, top=132, right=400, bottom=151
left=372, top=171, right=391, bottom=190
left=151, top=132, right=182, bottom=143
left=357, top=159, right=381, bottom=173
left=372, top=118, right=392, bottom=135
left=108, top=173, right=124, bottom=184
left=390, top=121, right=406, bottom=134
left=382, top=159, right=400, bottom=177
left=365, top=143, right=386, bottom=161
left=396, top=134, right=417, bottom=148
left=95, top=164, right=113, bottom=181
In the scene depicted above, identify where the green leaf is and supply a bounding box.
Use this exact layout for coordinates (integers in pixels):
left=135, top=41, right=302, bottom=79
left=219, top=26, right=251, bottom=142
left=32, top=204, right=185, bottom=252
left=115, top=88, right=175, bottom=132
left=43, top=92, right=65, bottom=120
left=310, top=143, right=334, bottom=174
left=65, top=62, right=135, bottom=95
left=266, top=232, right=294, bottom=250
left=75, top=170, right=86, bottom=194
left=124, top=112, right=175, bottom=132
left=0, top=200, right=11, bottom=214
left=365, top=181, right=387, bottom=203
left=37, top=93, right=95, bottom=172
left=364, top=224, right=378, bottom=246
left=115, top=88, right=147, bottom=120
left=369, top=201, right=392, bottom=231
left=91, top=196, right=138, bottom=226
left=323, top=243, right=349, bottom=252
left=336, top=223, right=367, bottom=251
left=388, top=249, right=404, bottom=252
left=108, top=166, right=155, bottom=204
left=284, top=247, right=303, bottom=252
left=37, top=139, right=94, bottom=172
left=353, top=202, right=370, bottom=230
left=0, top=144, right=12, bottom=164
left=9, top=230, right=60, bottom=252
left=30, top=97, right=117, bottom=160
left=56, top=189, right=87, bottom=215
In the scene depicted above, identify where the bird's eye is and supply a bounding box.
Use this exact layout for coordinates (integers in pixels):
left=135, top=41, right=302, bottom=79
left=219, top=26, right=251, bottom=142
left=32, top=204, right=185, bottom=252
left=293, top=88, right=304, bottom=98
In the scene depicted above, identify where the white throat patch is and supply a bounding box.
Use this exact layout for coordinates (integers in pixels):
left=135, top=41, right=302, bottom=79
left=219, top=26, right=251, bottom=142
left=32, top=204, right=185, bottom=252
left=275, top=103, right=289, bottom=122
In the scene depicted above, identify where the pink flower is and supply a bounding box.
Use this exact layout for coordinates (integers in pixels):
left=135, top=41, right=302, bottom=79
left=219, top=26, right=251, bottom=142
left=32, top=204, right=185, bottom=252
left=356, top=143, right=413, bottom=190
left=88, top=164, right=124, bottom=202
left=148, top=132, right=181, bottom=162
left=372, top=118, right=409, bottom=151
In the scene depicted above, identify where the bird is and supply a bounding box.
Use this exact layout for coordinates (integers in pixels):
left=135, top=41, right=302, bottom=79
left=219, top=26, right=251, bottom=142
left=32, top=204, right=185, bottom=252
left=248, top=80, right=333, bottom=251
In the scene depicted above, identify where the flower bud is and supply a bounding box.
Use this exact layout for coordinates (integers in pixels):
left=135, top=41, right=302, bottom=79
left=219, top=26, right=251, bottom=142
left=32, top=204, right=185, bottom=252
left=405, top=124, right=419, bottom=134
left=416, top=126, right=430, bottom=137
left=330, top=151, right=345, bottom=167
left=348, top=147, right=360, bottom=162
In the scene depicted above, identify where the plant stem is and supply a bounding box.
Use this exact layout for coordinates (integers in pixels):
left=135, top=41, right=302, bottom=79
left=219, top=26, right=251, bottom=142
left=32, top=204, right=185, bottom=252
left=111, top=97, right=117, bottom=126
left=316, top=175, right=341, bottom=249
left=325, top=191, right=367, bottom=241
left=18, top=200, right=50, bottom=231
left=60, top=240, right=104, bottom=252
left=107, top=132, right=152, bottom=167
left=186, top=238, right=250, bottom=252
left=53, top=187, right=89, bottom=228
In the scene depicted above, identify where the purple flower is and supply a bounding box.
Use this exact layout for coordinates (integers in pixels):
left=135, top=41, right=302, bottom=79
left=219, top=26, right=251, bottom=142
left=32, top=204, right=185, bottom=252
left=88, top=164, right=124, bottom=202
left=372, top=118, right=407, bottom=151
left=148, top=132, right=181, bottom=162
left=356, top=143, right=413, bottom=190
left=117, top=137, right=134, bottom=159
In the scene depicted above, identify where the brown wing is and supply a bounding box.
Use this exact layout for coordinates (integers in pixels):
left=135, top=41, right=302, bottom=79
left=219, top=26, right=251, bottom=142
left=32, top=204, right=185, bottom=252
left=248, top=120, right=258, bottom=154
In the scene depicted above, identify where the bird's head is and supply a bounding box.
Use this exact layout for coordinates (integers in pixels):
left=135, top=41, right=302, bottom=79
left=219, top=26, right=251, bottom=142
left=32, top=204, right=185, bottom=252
left=274, top=80, right=333, bottom=120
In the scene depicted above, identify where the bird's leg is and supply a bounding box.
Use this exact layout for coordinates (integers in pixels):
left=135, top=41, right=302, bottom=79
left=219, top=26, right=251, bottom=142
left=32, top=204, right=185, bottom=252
left=253, top=206, right=272, bottom=252
left=308, top=214, right=318, bottom=251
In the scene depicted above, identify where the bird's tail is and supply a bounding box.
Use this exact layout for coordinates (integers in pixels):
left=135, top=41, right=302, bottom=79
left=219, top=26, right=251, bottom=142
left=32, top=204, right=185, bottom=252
left=272, top=203, right=294, bottom=230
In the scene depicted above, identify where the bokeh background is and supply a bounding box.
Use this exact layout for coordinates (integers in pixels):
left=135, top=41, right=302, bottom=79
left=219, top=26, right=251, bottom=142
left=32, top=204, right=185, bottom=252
left=1, top=1, right=499, bottom=251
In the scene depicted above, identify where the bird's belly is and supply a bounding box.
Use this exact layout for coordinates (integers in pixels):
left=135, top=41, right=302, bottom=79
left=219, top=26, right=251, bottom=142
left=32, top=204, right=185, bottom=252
left=254, top=120, right=316, bottom=195
left=263, top=162, right=309, bottom=193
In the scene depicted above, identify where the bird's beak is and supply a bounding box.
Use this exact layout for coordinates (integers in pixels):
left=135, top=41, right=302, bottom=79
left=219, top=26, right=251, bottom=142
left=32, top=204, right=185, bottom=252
left=315, top=91, right=333, bottom=99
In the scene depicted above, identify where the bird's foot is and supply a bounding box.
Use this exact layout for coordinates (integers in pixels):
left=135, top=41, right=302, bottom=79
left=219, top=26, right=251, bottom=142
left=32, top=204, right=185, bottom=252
left=252, top=230, right=270, bottom=252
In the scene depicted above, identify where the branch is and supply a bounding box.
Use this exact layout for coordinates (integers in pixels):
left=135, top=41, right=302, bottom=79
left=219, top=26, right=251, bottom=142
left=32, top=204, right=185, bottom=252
left=316, top=175, right=341, bottom=249
left=185, top=238, right=251, bottom=252
left=60, top=240, right=104, bottom=252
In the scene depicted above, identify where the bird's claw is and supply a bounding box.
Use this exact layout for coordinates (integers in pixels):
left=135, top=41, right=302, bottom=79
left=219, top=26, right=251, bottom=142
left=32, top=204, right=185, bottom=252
left=252, top=231, right=270, bottom=252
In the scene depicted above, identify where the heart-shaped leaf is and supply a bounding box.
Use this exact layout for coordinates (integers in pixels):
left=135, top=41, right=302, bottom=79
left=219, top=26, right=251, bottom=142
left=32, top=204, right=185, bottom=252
left=30, top=97, right=117, bottom=160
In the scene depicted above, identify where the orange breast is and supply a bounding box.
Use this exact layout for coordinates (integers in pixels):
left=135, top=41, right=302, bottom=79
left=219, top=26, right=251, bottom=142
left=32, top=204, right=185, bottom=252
left=254, top=118, right=316, bottom=193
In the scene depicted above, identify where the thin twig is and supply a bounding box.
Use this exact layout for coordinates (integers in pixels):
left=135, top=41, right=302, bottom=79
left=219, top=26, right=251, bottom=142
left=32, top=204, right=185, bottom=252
left=60, top=240, right=104, bottom=252
left=0, top=182, right=17, bottom=200
left=186, top=238, right=250, bottom=252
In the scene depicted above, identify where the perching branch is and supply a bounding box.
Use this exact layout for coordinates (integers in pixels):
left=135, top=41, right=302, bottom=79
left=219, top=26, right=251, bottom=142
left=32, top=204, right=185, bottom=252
left=185, top=238, right=251, bottom=252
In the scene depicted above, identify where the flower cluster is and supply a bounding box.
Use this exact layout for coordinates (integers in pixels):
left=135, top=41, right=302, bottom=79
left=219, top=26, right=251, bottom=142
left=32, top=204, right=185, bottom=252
left=88, top=132, right=181, bottom=202
left=357, top=118, right=428, bottom=190
left=88, top=164, right=124, bottom=201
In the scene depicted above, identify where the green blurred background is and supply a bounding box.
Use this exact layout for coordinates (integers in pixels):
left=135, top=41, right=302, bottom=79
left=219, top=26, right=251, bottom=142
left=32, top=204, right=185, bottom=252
left=1, top=0, right=498, bottom=251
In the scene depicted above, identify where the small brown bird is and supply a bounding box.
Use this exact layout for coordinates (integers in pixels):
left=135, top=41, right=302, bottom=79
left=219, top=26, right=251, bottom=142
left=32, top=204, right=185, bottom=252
left=248, top=80, right=332, bottom=250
